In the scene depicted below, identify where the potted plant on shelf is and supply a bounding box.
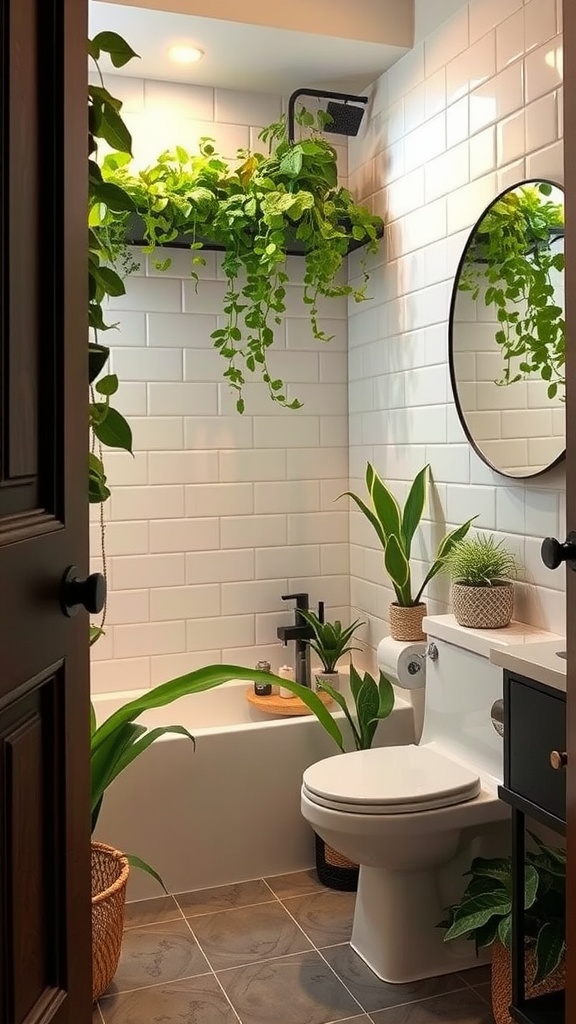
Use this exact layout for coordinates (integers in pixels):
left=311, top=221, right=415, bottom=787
left=443, top=533, right=520, bottom=629
left=439, top=838, right=565, bottom=1024
left=92, top=109, right=383, bottom=413
left=342, top=464, right=476, bottom=641
left=299, top=607, right=365, bottom=691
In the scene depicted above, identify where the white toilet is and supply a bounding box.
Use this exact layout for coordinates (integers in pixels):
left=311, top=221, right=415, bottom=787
left=301, top=617, right=510, bottom=984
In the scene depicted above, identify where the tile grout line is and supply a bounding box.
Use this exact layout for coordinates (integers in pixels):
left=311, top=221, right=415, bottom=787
left=178, top=912, right=245, bottom=1024
left=126, top=896, right=278, bottom=928
left=270, top=886, right=368, bottom=1020
left=99, top=969, right=215, bottom=1000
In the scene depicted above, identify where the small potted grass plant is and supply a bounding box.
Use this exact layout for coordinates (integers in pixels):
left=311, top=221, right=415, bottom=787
left=439, top=837, right=565, bottom=1024
left=299, top=607, right=365, bottom=691
left=342, top=464, right=476, bottom=641
left=444, top=533, right=520, bottom=629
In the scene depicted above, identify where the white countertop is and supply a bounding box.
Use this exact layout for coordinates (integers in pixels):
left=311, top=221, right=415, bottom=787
left=423, top=614, right=561, bottom=660
left=489, top=640, right=567, bottom=693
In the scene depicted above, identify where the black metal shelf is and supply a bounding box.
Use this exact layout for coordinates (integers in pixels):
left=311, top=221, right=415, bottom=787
left=510, top=991, right=564, bottom=1024
left=124, top=214, right=383, bottom=257
left=498, top=785, right=566, bottom=837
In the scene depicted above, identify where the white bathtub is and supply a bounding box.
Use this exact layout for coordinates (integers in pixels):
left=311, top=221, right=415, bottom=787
left=93, top=680, right=415, bottom=899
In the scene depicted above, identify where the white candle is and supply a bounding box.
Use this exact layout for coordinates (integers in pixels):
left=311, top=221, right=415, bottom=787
left=278, top=664, right=294, bottom=698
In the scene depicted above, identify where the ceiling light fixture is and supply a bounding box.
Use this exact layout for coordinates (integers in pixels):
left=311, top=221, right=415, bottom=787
left=169, top=45, right=204, bottom=65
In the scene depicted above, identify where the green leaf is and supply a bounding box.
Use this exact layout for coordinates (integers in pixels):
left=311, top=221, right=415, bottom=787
left=384, top=533, right=410, bottom=590
left=95, top=374, right=119, bottom=397
left=415, top=516, right=477, bottom=604
left=356, top=676, right=379, bottom=748
left=92, top=264, right=126, bottom=297
left=92, top=31, right=140, bottom=68
left=92, top=406, right=133, bottom=453
left=401, top=465, right=428, bottom=556
left=91, top=180, right=135, bottom=213
left=366, top=463, right=402, bottom=543
left=524, top=863, right=539, bottom=909
left=443, top=892, right=512, bottom=942
left=126, top=854, right=167, bottom=892
left=339, top=491, right=386, bottom=548
left=533, top=921, right=565, bottom=985
left=99, top=105, right=133, bottom=155
left=466, top=857, right=512, bottom=883
left=317, top=680, right=361, bottom=750
left=497, top=914, right=512, bottom=950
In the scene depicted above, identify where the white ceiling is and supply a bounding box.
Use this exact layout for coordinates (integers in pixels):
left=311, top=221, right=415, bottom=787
left=89, top=1, right=410, bottom=93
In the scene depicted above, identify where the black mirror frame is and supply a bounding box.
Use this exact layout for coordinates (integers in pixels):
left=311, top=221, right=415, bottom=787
left=448, top=177, right=566, bottom=481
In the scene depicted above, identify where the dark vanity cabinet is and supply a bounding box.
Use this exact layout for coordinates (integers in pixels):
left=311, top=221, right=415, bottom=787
left=498, top=670, right=566, bottom=1024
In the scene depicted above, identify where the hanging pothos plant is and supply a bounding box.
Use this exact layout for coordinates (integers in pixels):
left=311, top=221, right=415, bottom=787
left=88, top=31, right=140, bottom=643
left=93, top=111, right=383, bottom=412
left=458, top=182, right=565, bottom=401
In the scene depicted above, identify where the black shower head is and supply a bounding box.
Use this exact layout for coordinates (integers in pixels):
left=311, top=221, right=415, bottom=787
left=287, top=89, right=368, bottom=143
left=325, top=100, right=366, bottom=137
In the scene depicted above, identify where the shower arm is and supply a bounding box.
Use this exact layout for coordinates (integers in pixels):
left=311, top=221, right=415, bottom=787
left=287, top=88, right=368, bottom=144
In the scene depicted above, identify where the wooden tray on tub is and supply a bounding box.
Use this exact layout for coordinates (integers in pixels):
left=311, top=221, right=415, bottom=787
left=245, top=688, right=333, bottom=717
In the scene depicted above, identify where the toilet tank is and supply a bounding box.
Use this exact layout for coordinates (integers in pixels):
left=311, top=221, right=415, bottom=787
left=420, top=627, right=504, bottom=788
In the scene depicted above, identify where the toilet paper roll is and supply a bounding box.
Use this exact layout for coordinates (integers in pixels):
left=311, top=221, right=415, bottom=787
left=377, top=636, right=427, bottom=689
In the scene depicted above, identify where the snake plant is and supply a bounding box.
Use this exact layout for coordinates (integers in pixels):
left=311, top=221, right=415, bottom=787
left=342, top=463, right=477, bottom=607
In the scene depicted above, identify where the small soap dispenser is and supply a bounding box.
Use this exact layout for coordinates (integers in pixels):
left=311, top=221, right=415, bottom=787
left=279, top=665, right=294, bottom=698
left=254, top=660, right=272, bottom=697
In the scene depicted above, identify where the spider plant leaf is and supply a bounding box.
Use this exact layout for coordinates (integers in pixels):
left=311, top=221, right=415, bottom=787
left=275, top=678, right=346, bottom=751
left=91, top=722, right=146, bottom=818
left=401, top=465, right=428, bottom=557
left=111, top=725, right=196, bottom=783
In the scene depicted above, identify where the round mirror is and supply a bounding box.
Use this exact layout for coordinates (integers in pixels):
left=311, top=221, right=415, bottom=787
left=449, top=179, right=565, bottom=479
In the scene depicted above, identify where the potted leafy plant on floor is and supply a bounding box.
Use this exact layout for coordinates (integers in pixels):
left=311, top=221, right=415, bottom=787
left=341, top=464, right=476, bottom=641
left=443, top=533, right=520, bottom=629
left=439, top=837, right=565, bottom=1024
left=299, top=608, right=365, bottom=691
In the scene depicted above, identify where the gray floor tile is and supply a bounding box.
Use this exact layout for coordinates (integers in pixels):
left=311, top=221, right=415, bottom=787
left=473, top=983, right=492, bottom=1006
left=265, top=869, right=324, bottom=899
left=218, top=949, right=362, bottom=1024
left=105, top=919, right=210, bottom=994
left=283, top=889, right=356, bottom=947
left=321, top=945, right=468, bottom=1014
left=176, top=878, right=274, bottom=917
left=190, top=900, right=313, bottom=971
left=370, top=987, right=494, bottom=1023
left=99, top=976, right=238, bottom=1024
left=457, top=965, right=492, bottom=987
left=124, top=895, right=181, bottom=929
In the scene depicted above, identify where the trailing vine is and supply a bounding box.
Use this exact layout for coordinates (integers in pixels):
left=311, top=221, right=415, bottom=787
left=93, top=110, right=383, bottom=412
left=458, top=182, right=565, bottom=400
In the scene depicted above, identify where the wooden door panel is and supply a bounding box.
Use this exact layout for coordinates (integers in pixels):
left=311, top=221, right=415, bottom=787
left=0, top=0, right=91, bottom=1021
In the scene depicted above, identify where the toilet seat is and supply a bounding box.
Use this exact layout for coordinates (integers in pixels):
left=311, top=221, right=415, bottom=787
left=302, top=745, right=481, bottom=815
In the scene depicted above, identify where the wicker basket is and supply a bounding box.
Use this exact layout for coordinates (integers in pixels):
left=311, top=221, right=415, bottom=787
left=315, top=833, right=359, bottom=891
left=452, top=582, right=514, bottom=629
left=91, top=841, right=130, bottom=1002
left=389, top=602, right=427, bottom=641
left=491, top=942, right=565, bottom=1024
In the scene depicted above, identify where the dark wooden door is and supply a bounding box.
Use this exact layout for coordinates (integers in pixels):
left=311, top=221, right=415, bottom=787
left=566, top=1, right=576, bottom=1020
left=0, top=1, right=92, bottom=1022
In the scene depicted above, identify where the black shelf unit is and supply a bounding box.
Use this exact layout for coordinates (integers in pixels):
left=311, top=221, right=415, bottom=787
left=124, top=214, right=384, bottom=257
left=499, top=669, right=566, bottom=1024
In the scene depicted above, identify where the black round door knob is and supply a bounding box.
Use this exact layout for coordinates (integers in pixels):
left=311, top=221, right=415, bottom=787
left=61, top=566, right=106, bottom=617
left=541, top=532, right=576, bottom=571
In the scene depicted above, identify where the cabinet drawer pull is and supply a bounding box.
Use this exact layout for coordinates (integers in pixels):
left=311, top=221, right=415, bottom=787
left=550, top=750, right=568, bottom=771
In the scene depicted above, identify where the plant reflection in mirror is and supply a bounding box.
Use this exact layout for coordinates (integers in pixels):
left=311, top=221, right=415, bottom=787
left=458, top=182, right=565, bottom=401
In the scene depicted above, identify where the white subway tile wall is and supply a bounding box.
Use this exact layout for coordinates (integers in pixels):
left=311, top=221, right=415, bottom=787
left=347, top=0, right=565, bottom=657
left=91, top=79, right=350, bottom=694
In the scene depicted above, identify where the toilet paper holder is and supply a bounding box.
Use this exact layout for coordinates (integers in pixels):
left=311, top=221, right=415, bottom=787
left=405, top=642, right=438, bottom=676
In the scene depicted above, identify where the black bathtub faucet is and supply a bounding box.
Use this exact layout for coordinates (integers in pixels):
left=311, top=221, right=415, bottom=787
left=277, top=592, right=323, bottom=688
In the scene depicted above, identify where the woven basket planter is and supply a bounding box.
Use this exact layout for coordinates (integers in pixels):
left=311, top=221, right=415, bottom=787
left=491, top=942, right=565, bottom=1024
left=389, top=602, right=427, bottom=641
left=315, top=833, right=359, bottom=891
left=452, top=582, right=514, bottom=629
left=92, top=841, right=130, bottom=1002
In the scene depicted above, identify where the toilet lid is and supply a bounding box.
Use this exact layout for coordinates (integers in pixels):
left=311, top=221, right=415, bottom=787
left=302, top=745, right=481, bottom=814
